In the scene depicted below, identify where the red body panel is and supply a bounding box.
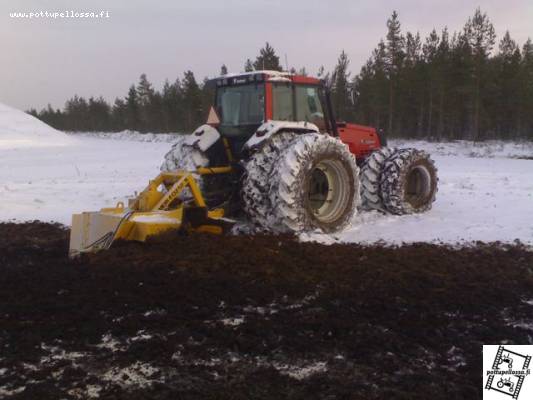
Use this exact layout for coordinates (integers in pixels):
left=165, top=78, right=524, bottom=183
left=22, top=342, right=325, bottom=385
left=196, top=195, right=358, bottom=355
left=338, top=122, right=381, bottom=160
left=261, top=73, right=382, bottom=160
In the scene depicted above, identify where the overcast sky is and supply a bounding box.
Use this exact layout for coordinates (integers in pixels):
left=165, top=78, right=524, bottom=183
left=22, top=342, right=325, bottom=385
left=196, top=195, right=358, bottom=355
left=1, top=0, right=532, bottom=110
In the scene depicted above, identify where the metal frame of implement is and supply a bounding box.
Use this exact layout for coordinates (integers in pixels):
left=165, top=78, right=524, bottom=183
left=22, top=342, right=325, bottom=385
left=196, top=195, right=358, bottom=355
left=69, top=167, right=232, bottom=258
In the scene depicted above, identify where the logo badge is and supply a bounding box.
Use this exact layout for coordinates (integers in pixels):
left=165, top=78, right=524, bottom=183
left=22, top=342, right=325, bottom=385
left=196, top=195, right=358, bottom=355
left=484, top=345, right=532, bottom=399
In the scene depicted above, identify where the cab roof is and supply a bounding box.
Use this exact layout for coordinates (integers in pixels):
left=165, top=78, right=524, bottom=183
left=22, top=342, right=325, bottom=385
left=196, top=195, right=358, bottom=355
left=207, top=70, right=321, bottom=88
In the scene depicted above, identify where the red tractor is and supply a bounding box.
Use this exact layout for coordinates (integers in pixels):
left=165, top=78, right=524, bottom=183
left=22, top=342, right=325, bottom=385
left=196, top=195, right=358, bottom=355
left=161, top=70, right=438, bottom=233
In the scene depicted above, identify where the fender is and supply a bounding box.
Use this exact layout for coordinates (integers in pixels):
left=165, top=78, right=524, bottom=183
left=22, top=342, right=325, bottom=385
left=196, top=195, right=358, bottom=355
left=244, top=120, right=319, bottom=151
left=184, top=124, right=221, bottom=152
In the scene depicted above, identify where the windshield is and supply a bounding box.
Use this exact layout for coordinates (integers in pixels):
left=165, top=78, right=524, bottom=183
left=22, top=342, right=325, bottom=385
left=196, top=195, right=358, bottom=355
left=216, top=84, right=265, bottom=127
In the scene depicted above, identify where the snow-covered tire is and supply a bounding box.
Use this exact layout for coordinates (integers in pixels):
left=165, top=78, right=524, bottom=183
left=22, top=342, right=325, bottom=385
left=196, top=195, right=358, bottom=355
left=241, top=132, right=298, bottom=228
left=160, top=135, right=209, bottom=172
left=268, top=133, right=359, bottom=233
left=380, top=148, right=438, bottom=215
left=359, top=147, right=395, bottom=211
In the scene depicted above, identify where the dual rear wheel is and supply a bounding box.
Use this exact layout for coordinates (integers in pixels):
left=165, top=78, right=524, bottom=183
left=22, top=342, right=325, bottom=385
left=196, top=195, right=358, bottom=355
left=242, top=132, right=359, bottom=233
left=360, top=147, right=438, bottom=214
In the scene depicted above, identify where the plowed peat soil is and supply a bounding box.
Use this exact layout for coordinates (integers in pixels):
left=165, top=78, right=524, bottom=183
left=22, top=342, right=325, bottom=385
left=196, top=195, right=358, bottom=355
left=1, top=222, right=533, bottom=400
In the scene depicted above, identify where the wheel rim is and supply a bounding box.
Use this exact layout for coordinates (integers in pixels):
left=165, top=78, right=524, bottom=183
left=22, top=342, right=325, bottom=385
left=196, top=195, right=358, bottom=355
left=307, top=160, right=351, bottom=224
left=405, top=165, right=432, bottom=207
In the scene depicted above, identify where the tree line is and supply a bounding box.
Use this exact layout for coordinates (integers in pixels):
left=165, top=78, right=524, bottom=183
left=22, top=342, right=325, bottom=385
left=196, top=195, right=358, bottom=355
left=349, top=9, right=533, bottom=140
left=30, top=9, right=533, bottom=141
left=28, top=42, right=285, bottom=135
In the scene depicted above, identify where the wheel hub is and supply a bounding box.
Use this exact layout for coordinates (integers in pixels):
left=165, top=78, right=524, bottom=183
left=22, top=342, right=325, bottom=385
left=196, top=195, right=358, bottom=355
left=405, top=165, right=432, bottom=207
left=307, top=160, right=350, bottom=224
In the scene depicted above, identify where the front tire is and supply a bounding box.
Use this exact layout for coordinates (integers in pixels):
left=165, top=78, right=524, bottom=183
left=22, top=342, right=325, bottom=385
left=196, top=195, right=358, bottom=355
left=160, top=135, right=210, bottom=200
left=268, top=133, right=359, bottom=233
left=160, top=135, right=209, bottom=172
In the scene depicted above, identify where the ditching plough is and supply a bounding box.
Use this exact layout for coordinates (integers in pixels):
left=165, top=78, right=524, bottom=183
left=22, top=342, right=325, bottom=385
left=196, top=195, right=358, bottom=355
left=69, top=168, right=232, bottom=257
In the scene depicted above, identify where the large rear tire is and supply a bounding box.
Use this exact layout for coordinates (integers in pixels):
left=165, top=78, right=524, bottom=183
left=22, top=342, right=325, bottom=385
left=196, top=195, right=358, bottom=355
left=268, top=133, right=359, bottom=233
left=241, top=132, right=298, bottom=229
left=380, top=148, right=438, bottom=214
left=359, top=147, right=395, bottom=211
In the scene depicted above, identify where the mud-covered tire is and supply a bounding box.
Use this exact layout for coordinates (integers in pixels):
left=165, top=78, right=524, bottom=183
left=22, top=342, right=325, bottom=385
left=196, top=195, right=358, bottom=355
left=241, top=132, right=298, bottom=229
left=268, top=133, right=359, bottom=233
left=160, top=136, right=210, bottom=200
left=160, top=135, right=209, bottom=172
left=359, top=147, right=395, bottom=211
left=380, top=148, right=438, bottom=214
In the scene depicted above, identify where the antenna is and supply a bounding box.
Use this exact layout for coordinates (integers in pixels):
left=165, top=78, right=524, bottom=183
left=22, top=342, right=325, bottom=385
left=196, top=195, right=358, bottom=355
left=284, top=54, right=289, bottom=72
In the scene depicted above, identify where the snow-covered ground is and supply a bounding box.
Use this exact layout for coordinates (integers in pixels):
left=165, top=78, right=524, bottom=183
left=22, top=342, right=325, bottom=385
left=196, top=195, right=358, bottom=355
left=0, top=103, right=532, bottom=244
left=305, top=141, right=533, bottom=245
left=0, top=135, right=172, bottom=224
left=0, top=102, right=174, bottom=224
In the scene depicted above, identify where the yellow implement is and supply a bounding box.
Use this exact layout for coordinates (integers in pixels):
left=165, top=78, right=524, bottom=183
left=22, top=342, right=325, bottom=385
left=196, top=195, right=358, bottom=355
left=69, top=168, right=232, bottom=258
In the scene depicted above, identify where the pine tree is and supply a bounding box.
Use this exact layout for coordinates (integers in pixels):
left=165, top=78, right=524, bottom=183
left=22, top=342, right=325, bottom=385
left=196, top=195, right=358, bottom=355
left=520, top=39, right=533, bottom=138
left=435, top=28, right=451, bottom=139
left=182, top=71, right=203, bottom=131
left=137, top=74, right=154, bottom=106
left=88, top=96, right=111, bottom=131
left=244, top=59, right=254, bottom=72
left=405, top=32, right=422, bottom=64
left=463, top=8, right=496, bottom=139
left=112, top=98, right=127, bottom=131
left=385, top=11, right=405, bottom=136
left=494, top=31, right=521, bottom=138
left=125, top=85, right=139, bottom=131
left=65, top=95, right=89, bottom=131
left=403, top=31, right=424, bottom=137
left=220, top=64, right=228, bottom=76
left=136, top=74, right=155, bottom=132
left=331, top=50, right=353, bottom=121
left=423, top=29, right=440, bottom=137
left=316, top=65, right=331, bottom=88
left=253, top=42, right=282, bottom=71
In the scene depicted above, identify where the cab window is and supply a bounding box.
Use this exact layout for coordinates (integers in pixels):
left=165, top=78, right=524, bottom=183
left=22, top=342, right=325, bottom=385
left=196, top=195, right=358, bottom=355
left=217, top=83, right=264, bottom=126
left=272, top=84, right=294, bottom=121
left=295, top=85, right=324, bottom=122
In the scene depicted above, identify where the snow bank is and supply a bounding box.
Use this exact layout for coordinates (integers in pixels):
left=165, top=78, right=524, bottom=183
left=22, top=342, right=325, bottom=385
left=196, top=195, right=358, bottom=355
left=72, top=130, right=183, bottom=143
left=390, top=139, right=533, bottom=160
left=0, top=102, right=77, bottom=149
left=0, top=134, right=171, bottom=224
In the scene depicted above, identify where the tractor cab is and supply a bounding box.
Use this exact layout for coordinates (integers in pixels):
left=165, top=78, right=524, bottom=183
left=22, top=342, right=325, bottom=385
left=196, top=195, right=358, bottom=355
left=208, top=70, right=381, bottom=161
left=208, top=71, right=335, bottom=159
